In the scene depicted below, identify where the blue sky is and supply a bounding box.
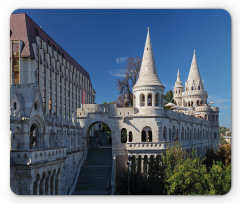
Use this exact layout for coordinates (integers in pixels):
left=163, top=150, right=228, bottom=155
left=13, top=9, right=231, bottom=128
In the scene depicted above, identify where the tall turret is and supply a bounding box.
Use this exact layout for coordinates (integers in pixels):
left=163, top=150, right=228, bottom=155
left=133, top=28, right=165, bottom=114
left=182, top=50, right=208, bottom=107
left=185, top=50, right=204, bottom=91
left=173, top=69, right=184, bottom=106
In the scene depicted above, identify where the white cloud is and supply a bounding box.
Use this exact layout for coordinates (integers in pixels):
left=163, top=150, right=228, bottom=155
left=208, top=95, right=231, bottom=109
left=116, top=57, right=127, bottom=64
left=109, top=69, right=125, bottom=77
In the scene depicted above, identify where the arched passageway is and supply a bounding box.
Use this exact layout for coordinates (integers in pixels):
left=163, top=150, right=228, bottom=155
left=87, top=121, right=112, bottom=148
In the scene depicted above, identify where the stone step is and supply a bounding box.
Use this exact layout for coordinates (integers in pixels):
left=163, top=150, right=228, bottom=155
left=73, top=147, right=112, bottom=195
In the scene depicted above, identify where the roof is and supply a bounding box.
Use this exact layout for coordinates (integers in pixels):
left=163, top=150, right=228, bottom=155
left=10, top=13, right=90, bottom=80
left=134, top=28, right=164, bottom=88
left=187, top=50, right=202, bottom=84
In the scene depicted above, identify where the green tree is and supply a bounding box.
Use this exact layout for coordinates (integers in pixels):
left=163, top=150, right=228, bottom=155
left=164, top=90, right=174, bottom=103
left=206, top=161, right=231, bottom=195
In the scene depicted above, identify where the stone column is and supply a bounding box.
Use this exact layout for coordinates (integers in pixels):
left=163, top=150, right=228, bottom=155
left=145, top=94, right=147, bottom=107
left=152, top=93, right=155, bottom=107
left=52, top=176, right=55, bottom=195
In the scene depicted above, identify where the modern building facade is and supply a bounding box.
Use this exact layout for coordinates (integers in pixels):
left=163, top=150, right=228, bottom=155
left=10, top=13, right=219, bottom=195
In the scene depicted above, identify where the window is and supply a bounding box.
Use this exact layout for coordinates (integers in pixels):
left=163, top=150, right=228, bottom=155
left=142, top=126, right=152, bottom=142
left=13, top=102, right=17, bottom=110
left=147, top=93, right=152, bottom=106
left=121, top=128, right=127, bottom=143
left=198, top=85, right=200, bottom=90
left=140, top=94, right=145, bottom=107
left=129, top=131, right=133, bottom=142
left=155, top=93, right=159, bottom=106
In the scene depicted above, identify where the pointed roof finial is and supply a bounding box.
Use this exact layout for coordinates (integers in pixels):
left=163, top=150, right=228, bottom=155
left=194, top=49, right=196, bottom=54
left=147, top=27, right=150, bottom=31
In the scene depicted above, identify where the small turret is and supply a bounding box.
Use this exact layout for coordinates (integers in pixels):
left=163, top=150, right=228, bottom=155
left=173, top=69, right=184, bottom=106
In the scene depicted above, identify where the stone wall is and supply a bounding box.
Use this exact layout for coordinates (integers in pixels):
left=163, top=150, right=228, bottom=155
left=60, top=150, right=86, bottom=194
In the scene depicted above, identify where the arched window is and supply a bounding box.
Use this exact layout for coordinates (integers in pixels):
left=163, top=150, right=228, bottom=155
left=129, top=131, right=133, bottom=142
left=188, top=101, right=190, bottom=107
left=142, top=126, right=152, bottom=142
left=155, top=93, right=159, bottom=106
left=121, top=128, right=127, bottom=143
left=191, top=101, right=193, bottom=107
left=198, top=85, right=200, bottom=90
left=216, top=115, right=218, bottom=121
left=197, top=100, right=199, bottom=106
left=13, top=102, right=17, bottom=110
left=191, top=86, right=194, bottom=90
left=147, top=93, right=152, bottom=106
left=200, top=100, right=203, bottom=105
left=140, top=94, right=145, bottom=107
left=30, top=123, right=39, bottom=149
left=214, top=132, right=217, bottom=139
left=163, top=127, right=167, bottom=141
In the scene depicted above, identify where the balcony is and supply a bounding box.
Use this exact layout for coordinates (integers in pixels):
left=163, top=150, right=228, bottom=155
left=10, top=147, right=67, bottom=166
left=126, top=142, right=170, bottom=151
left=182, top=90, right=207, bottom=97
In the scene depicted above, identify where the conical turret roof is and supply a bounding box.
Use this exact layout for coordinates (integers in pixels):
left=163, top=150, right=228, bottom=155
left=174, top=68, right=183, bottom=88
left=134, top=28, right=164, bottom=88
left=187, top=50, right=202, bottom=83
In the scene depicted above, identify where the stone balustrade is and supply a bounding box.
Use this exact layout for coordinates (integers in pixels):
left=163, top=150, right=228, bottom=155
left=182, top=90, right=207, bottom=97
left=195, top=106, right=211, bottom=112
left=10, top=147, right=67, bottom=166
left=126, top=142, right=170, bottom=151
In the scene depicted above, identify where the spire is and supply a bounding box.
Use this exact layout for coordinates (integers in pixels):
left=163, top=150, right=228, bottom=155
left=174, top=68, right=183, bottom=87
left=187, top=50, right=202, bottom=83
left=134, top=28, right=164, bottom=88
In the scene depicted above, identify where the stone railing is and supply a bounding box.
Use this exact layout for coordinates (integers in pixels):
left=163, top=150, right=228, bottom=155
left=10, top=147, right=67, bottom=166
left=195, top=106, right=211, bottom=112
left=182, top=90, right=207, bottom=97
left=126, top=142, right=170, bottom=151
left=211, top=106, right=219, bottom=112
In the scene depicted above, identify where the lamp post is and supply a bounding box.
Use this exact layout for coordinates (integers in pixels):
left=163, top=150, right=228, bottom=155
left=126, top=155, right=132, bottom=195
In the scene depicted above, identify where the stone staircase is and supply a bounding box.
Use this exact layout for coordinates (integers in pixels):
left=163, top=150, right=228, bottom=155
left=73, top=147, right=112, bottom=195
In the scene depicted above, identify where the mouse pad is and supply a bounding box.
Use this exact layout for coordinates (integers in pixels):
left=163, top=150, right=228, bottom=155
left=10, top=9, right=231, bottom=195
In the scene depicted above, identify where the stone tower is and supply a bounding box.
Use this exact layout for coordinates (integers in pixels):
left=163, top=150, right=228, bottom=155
left=133, top=28, right=165, bottom=114
left=173, top=69, right=184, bottom=106
left=182, top=50, right=208, bottom=107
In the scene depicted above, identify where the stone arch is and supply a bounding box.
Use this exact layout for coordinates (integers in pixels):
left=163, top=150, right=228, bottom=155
left=45, top=171, right=51, bottom=195
left=141, top=126, right=152, bottom=142
left=83, top=119, right=114, bottom=148
left=29, top=114, right=45, bottom=148
left=39, top=172, right=46, bottom=195
left=33, top=173, right=40, bottom=195
left=50, top=169, right=56, bottom=195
